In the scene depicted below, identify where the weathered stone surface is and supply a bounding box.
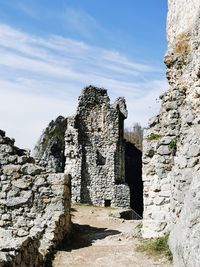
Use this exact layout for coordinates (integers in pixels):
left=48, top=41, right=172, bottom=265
left=169, top=173, right=200, bottom=267
left=142, top=1, right=200, bottom=266
left=20, top=163, right=44, bottom=176
left=2, top=165, right=21, bottom=175
left=6, top=190, right=32, bottom=207
left=187, top=144, right=200, bottom=157
left=157, top=146, right=171, bottom=156
left=11, top=178, right=32, bottom=189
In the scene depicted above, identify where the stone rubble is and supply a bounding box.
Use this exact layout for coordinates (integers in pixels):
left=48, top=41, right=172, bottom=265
left=0, top=130, right=71, bottom=267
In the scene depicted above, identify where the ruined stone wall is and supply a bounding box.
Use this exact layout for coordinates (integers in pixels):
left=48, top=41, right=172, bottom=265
left=0, top=130, right=71, bottom=266
left=65, top=86, right=130, bottom=208
left=33, top=116, right=67, bottom=173
left=142, top=1, right=200, bottom=266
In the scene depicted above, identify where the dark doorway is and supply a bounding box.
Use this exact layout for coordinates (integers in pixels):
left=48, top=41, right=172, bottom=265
left=125, top=141, right=143, bottom=217
left=104, top=199, right=111, bottom=207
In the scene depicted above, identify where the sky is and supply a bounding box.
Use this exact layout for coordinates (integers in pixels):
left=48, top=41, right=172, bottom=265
left=0, top=0, right=168, bottom=150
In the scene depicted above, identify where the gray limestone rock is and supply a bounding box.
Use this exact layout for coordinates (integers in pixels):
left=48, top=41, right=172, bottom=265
left=187, top=144, right=200, bottom=157
left=6, top=190, right=32, bottom=207
left=157, top=145, right=171, bottom=156
left=20, top=163, right=44, bottom=176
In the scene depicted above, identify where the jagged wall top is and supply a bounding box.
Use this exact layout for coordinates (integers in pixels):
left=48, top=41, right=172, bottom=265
left=78, top=86, right=110, bottom=109
left=77, top=85, right=128, bottom=119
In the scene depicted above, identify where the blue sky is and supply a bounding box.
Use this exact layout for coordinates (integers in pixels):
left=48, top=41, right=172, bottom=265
left=0, top=0, right=168, bottom=149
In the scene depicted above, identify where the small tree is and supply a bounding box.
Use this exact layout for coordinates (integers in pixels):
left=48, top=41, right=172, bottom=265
left=124, top=123, right=143, bottom=151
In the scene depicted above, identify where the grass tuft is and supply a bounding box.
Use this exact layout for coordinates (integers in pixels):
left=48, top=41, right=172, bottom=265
left=136, top=232, right=173, bottom=262
left=148, top=133, right=160, bottom=141
left=169, top=139, right=177, bottom=150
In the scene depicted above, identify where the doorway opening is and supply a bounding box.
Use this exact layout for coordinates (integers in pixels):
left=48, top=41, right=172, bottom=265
left=104, top=199, right=111, bottom=207
left=125, top=141, right=143, bottom=217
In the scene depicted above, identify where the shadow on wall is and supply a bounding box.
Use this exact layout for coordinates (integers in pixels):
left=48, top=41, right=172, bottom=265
left=125, top=141, right=143, bottom=217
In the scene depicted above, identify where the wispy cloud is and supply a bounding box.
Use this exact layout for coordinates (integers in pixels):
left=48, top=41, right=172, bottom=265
left=16, top=1, right=38, bottom=19
left=0, top=87, right=75, bottom=151
left=64, top=7, right=104, bottom=38
left=0, top=23, right=167, bottom=149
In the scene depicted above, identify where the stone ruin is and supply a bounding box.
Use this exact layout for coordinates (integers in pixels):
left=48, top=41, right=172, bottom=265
left=0, top=129, right=71, bottom=266
left=34, top=86, right=143, bottom=216
left=65, top=87, right=130, bottom=208
left=142, top=0, right=200, bottom=266
left=2, top=1, right=200, bottom=265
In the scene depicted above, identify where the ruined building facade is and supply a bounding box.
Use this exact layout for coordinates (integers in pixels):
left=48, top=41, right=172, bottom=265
left=65, top=86, right=130, bottom=208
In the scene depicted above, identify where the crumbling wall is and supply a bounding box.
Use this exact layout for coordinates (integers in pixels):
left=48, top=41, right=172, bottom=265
left=65, top=86, right=130, bottom=208
left=142, top=0, right=200, bottom=266
left=33, top=116, right=67, bottom=173
left=0, top=130, right=71, bottom=267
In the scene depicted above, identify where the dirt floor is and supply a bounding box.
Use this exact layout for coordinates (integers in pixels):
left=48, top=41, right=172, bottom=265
left=52, top=205, right=172, bottom=267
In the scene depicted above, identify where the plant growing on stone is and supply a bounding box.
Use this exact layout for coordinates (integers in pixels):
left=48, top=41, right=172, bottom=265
left=169, top=139, right=177, bottom=150
left=148, top=133, right=160, bottom=141
left=136, top=232, right=173, bottom=262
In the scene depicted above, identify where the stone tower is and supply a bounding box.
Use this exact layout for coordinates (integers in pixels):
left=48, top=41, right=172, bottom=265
left=65, top=86, right=130, bottom=208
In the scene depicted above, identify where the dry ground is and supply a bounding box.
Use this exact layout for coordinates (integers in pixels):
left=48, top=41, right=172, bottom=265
left=52, top=205, right=172, bottom=267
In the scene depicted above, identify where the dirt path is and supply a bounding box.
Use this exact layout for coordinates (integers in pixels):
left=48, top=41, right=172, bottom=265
left=52, top=205, right=172, bottom=267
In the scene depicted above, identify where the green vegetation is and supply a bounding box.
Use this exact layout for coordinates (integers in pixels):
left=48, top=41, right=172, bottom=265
left=148, top=133, right=160, bottom=141
left=169, top=139, right=177, bottom=150
left=136, top=233, right=173, bottom=262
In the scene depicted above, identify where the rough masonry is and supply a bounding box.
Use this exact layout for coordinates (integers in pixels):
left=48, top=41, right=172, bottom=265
left=65, top=86, right=130, bottom=208
left=0, top=130, right=71, bottom=267
left=142, top=1, right=200, bottom=266
left=34, top=86, right=143, bottom=215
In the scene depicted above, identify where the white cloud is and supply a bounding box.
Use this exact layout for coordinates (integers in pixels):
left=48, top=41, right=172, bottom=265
left=0, top=88, right=77, bottom=150
left=64, top=7, right=104, bottom=38
left=0, top=23, right=167, bottom=150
